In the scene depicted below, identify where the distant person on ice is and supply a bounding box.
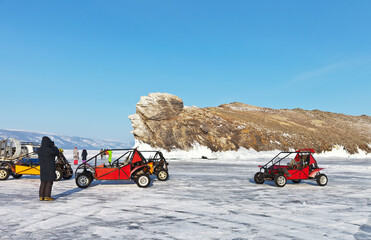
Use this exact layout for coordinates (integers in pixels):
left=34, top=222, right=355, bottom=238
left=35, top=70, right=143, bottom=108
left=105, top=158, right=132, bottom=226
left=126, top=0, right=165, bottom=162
left=59, top=148, right=67, bottom=161
left=106, top=149, right=112, bottom=166
left=73, top=147, right=79, bottom=165
left=100, top=149, right=105, bottom=159
left=82, top=149, right=88, bottom=163
left=38, top=136, right=59, bottom=201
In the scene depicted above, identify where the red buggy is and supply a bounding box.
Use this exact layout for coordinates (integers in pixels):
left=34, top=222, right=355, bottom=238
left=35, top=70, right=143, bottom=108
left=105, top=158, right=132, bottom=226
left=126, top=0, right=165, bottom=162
left=254, top=149, right=328, bottom=187
left=75, top=149, right=155, bottom=188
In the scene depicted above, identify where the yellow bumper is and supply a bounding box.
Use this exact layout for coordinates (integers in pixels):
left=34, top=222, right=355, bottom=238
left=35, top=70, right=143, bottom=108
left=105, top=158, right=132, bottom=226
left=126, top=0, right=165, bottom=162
left=15, top=165, right=40, bottom=175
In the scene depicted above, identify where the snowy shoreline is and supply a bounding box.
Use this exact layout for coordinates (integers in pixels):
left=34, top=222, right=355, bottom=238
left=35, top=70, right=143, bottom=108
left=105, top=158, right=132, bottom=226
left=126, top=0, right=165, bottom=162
left=133, top=141, right=370, bottom=160
left=61, top=141, right=370, bottom=162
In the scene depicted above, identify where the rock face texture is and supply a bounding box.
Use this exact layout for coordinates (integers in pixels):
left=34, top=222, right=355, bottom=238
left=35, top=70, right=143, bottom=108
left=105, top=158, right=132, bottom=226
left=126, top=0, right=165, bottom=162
left=129, top=93, right=371, bottom=154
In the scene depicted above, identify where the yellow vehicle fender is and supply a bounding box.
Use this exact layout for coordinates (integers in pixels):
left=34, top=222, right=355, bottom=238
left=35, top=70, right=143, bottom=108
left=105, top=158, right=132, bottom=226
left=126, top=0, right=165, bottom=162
left=15, top=165, right=40, bottom=175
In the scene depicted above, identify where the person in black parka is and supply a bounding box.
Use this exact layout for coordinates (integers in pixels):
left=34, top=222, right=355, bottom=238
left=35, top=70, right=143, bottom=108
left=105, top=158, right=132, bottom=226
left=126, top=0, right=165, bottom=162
left=82, top=149, right=88, bottom=163
left=38, top=136, right=59, bottom=201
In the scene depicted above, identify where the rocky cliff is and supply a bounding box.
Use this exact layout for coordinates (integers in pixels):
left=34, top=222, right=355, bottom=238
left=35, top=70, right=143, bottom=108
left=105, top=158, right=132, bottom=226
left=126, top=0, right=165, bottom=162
left=129, top=93, right=371, bottom=154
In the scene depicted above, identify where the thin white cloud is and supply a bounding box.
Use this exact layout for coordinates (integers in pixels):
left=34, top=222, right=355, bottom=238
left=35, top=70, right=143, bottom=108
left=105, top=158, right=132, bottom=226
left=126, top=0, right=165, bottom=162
left=286, top=58, right=370, bottom=86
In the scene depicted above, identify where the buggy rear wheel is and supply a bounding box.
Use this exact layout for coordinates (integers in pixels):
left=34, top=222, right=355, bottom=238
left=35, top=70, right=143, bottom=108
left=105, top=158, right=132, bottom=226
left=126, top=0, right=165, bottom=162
left=76, top=173, right=91, bottom=188
left=55, top=169, right=63, bottom=181
left=157, top=169, right=169, bottom=181
left=292, top=179, right=301, bottom=184
left=11, top=173, right=23, bottom=179
left=254, top=172, right=265, bottom=184
left=0, top=168, right=10, bottom=180
left=135, top=174, right=150, bottom=188
left=316, top=173, right=328, bottom=186
left=274, top=174, right=287, bottom=187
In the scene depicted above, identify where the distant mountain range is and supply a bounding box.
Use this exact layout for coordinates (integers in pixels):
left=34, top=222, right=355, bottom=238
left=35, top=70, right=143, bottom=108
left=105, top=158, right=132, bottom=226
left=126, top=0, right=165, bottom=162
left=0, top=129, right=134, bottom=149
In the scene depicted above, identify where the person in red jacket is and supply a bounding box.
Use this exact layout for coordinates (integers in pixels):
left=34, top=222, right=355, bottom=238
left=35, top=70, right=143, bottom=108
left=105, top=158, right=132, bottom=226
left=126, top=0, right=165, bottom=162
left=73, top=147, right=79, bottom=164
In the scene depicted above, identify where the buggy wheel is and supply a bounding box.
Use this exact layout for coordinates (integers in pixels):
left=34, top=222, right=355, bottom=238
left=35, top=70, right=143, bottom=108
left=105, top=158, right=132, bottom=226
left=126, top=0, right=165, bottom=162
left=274, top=174, right=287, bottom=187
left=292, top=179, right=301, bottom=184
left=316, top=173, right=328, bottom=186
left=76, top=173, right=91, bottom=188
left=0, top=168, right=10, bottom=180
left=157, top=169, right=169, bottom=181
left=63, top=172, right=73, bottom=179
left=55, top=169, right=63, bottom=181
left=254, top=172, right=265, bottom=184
left=135, top=174, right=150, bottom=188
left=133, top=177, right=138, bottom=184
left=11, top=173, right=23, bottom=179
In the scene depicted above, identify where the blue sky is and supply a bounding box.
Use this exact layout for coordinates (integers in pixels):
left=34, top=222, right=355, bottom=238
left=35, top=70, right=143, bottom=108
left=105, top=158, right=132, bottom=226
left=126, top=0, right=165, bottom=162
left=1, top=0, right=370, bottom=142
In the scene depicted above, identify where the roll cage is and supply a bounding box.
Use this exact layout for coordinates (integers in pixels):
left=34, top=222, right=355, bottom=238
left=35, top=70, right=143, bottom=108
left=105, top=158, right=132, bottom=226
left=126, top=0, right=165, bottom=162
left=146, top=151, right=166, bottom=162
left=75, top=149, right=164, bottom=180
left=258, top=149, right=317, bottom=173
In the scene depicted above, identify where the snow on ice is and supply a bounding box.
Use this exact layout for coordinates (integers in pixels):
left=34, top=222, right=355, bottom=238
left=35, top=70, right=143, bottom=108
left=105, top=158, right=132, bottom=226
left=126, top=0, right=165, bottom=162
left=0, top=150, right=370, bottom=239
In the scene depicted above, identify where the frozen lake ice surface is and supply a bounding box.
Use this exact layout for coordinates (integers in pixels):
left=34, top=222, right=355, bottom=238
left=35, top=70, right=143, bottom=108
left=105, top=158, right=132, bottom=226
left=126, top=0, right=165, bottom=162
left=0, top=155, right=370, bottom=240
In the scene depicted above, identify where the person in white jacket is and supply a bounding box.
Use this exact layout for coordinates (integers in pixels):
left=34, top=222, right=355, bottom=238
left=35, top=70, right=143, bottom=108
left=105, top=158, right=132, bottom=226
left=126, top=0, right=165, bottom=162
left=73, top=147, right=79, bottom=164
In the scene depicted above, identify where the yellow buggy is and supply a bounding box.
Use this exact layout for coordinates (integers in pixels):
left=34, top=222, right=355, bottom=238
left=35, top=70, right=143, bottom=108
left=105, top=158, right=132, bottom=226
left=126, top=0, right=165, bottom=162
left=0, top=152, right=72, bottom=181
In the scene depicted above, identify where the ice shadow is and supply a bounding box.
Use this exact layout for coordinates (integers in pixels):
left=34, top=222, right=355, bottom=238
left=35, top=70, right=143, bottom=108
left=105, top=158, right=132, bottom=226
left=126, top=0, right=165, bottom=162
left=89, top=178, right=154, bottom=188
left=7, top=175, right=40, bottom=180
left=90, top=180, right=135, bottom=186
left=248, top=178, right=275, bottom=187
left=296, top=180, right=319, bottom=186
left=8, top=175, right=75, bottom=181
left=53, top=187, right=85, bottom=199
left=248, top=178, right=319, bottom=187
